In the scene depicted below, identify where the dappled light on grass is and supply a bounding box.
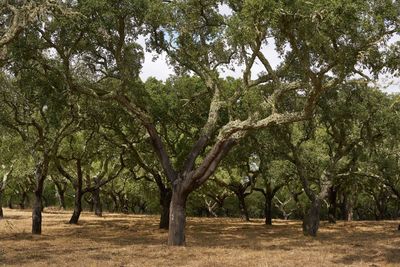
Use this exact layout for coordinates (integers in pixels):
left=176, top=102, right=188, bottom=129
left=0, top=209, right=399, bottom=266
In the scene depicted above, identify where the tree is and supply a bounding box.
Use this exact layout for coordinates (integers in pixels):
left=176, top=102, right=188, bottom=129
left=6, top=0, right=400, bottom=245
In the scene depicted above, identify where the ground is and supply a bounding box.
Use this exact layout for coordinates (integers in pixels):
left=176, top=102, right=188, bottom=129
left=0, top=208, right=399, bottom=267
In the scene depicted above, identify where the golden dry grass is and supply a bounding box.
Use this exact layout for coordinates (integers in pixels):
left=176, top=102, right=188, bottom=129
left=0, top=208, right=399, bottom=267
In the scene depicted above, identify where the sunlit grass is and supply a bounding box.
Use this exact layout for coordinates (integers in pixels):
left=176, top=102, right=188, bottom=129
left=0, top=208, right=399, bottom=266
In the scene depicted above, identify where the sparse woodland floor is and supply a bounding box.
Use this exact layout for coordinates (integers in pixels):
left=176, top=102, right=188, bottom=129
left=0, top=209, right=399, bottom=267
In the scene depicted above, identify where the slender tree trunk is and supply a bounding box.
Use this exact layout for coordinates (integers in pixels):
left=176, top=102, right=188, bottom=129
left=92, top=188, right=102, bottom=217
left=265, top=195, right=273, bottom=225
left=32, top=159, right=48, bottom=235
left=55, top=184, right=66, bottom=210
left=32, top=177, right=45, bottom=235
left=19, top=192, right=27, bottom=209
left=69, top=187, right=82, bottom=224
left=159, top=188, right=172, bottom=229
left=344, top=195, right=353, bottom=221
left=8, top=196, right=12, bottom=209
left=69, top=159, right=83, bottom=224
left=168, top=187, right=187, bottom=246
left=302, top=199, right=321, bottom=237
left=0, top=192, right=3, bottom=219
left=59, top=192, right=66, bottom=210
left=236, top=193, right=250, bottom=221
left=328, top=186, right=337, bottom=224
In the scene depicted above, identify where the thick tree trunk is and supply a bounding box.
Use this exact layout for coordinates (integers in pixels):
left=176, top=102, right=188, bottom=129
left=328, top=186, right=337, bottom=224
left=168, top=188, right=187, bottom=246
left=302, top=199, right=321, bottom=237
left=265, top=195, right=273, bottom=225
left=92, top=188, right=102, bottom=217
left=236, top=193, right=250, bottom=221
left=159, top=188, right=172, bottom=229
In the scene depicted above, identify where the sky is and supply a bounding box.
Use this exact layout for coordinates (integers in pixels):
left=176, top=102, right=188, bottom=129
left=138, top=3, right=399, bottom=94
left=138, top=37, right=400, bottom=94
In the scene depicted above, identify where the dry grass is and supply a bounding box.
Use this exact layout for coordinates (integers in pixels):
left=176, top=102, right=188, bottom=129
left=0, top=208, right=399, bottom=267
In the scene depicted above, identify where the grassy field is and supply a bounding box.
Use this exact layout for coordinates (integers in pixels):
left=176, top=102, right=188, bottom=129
left=0, top=208, right=399, bottom=267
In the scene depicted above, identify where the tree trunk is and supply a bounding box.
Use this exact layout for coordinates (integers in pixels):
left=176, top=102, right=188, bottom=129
left=19, top=192, right=27, bottom=209
left=32, top=183, right=44, bottom=234
left=69, top=159, right=83, bottom=224
left=264, top=195, right=273, bottom=225
left=0, top=191, right=3, bottom=219
left=92, top=188, right=102, bottom=217
left=8, top=196, right=12, bottom=209
left=345, top=195, right=353, bottom=221
left=69, top=187, right=82, bottom=224
left=168, top=188, right=187, bottom=246
left=328, top=186, right=337, bottom=224
left=302, top=199, right=321, bottom=237
left=55, top=184, right=66, bottom=210
left=236, top=193, right=250, bottom=221
left=159, top=188, right=172, bottom=229
left=32, top=159, right=47, bottom=235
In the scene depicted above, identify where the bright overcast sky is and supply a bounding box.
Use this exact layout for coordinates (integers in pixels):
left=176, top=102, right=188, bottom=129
left=138, top=3, right=400, bottom=94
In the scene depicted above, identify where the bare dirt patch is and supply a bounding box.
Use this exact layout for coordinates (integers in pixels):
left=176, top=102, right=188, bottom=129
left=0, top=208, right=399, bottom=266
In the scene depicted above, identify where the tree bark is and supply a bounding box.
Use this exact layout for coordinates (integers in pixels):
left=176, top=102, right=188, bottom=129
left=302, top=199, right=321, bottom=237
left=328, top=186, right=337, bottom=224
left=32, top=159, right=48, bottom=235
left=168, top=187, right=187, bottom=246
left=159, top=188, right=172, bottom=229
left=19, top=192, right=27, bottom=209
left=0, top=191, right=3, bottom=219
left=8, top=196, right=12, bottom=209
left=92, top=188, right=102, bottom=217
left=69, top=187, right=82, bottom=224
left=265, top=195, right=273, bottom=225
left=236, top=192, right=250, bottom=221
left=54, top=183, right=66, bottom=210
left=69, top=159, right=83, bottom=224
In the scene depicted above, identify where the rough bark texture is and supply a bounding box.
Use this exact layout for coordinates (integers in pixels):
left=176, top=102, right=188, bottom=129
left=159, top=188, right=172, bottom=229
left=168, top=187, right=187, bottom=246
left=302, top=199, right=321, bottom=237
